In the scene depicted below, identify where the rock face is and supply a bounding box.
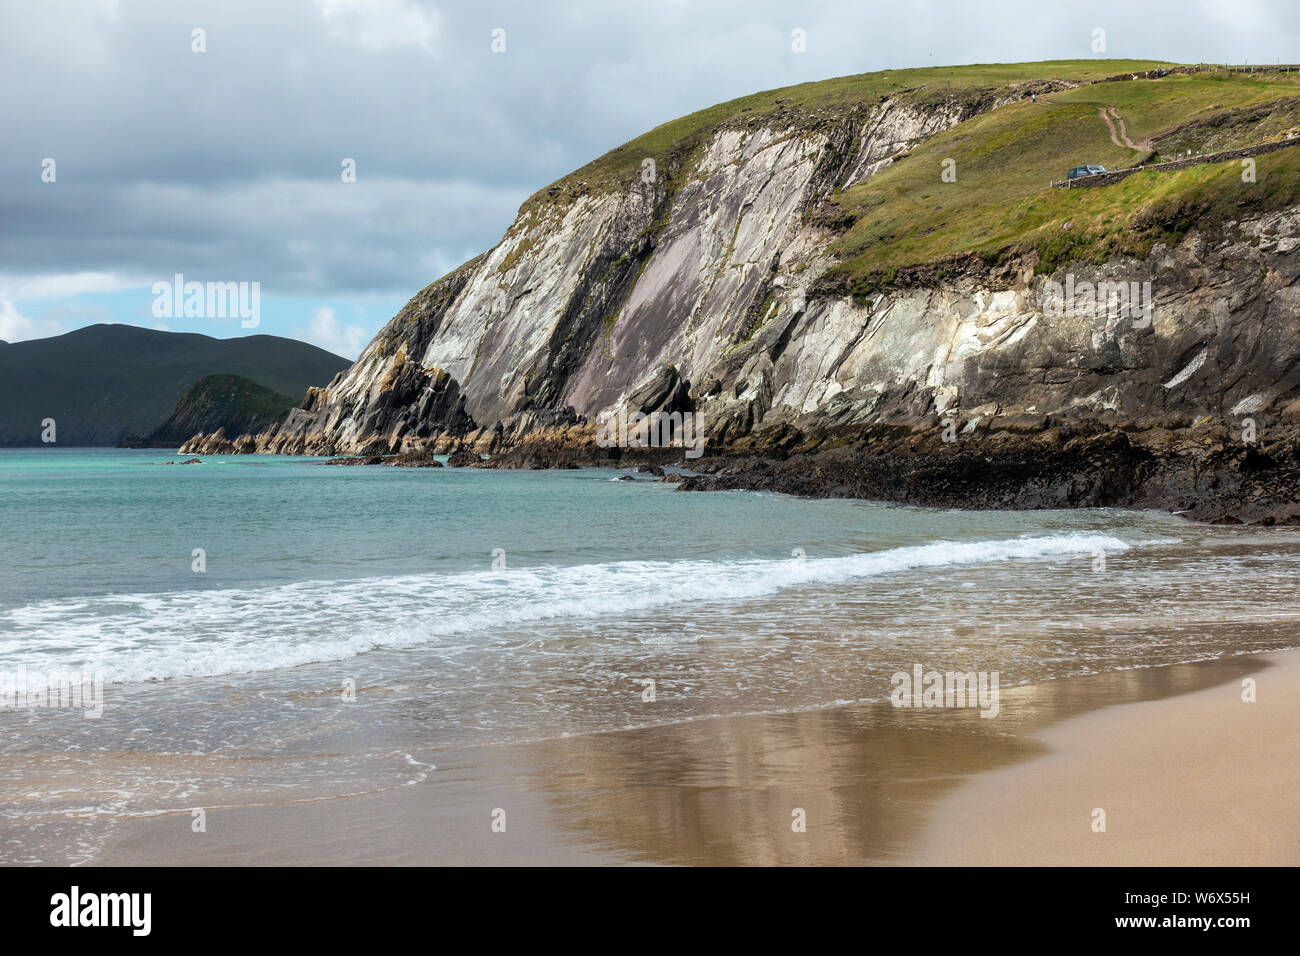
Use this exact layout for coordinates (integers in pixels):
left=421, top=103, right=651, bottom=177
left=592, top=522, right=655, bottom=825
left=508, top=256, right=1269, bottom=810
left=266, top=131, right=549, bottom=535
left=712, top=213, right=1300, bottom=443
left=192, top=92, right=1012, bottom=456
left=189, top=70, right=1300, bottom=522
left=182, top=346, right=476, bottom=456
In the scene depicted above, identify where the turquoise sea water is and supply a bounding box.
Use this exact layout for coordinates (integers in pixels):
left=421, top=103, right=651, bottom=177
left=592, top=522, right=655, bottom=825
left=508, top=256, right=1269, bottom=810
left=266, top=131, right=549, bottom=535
left=2, top=447, right=1300, bottom=862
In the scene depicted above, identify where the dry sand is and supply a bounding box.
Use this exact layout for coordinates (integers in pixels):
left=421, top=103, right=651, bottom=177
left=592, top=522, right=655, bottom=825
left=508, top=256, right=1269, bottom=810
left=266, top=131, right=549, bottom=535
left=913, top=650, right=1300, bottom=865
left=90, top=650, right=1299, bottom=866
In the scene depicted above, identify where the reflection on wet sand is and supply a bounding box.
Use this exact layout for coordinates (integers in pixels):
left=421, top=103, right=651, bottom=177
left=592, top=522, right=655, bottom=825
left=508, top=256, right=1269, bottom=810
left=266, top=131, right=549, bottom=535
left=520, top=655, right=1265, bottom=865
left=87, top=653, right=1274, bottom=865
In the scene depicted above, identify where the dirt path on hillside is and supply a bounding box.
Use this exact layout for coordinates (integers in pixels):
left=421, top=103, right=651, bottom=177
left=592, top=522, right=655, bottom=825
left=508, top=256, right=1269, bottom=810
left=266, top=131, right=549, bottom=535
left=1099, top=106, right=1152, bottom=150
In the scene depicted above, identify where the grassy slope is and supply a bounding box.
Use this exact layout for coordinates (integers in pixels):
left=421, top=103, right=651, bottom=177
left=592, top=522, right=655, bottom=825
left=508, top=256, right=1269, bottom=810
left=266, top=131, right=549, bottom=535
left=505, top=61, right=1300, bottom=303
left=523, top=60, right=1175, bottom=209
left=0, top=325, right=351, bottom=445
left=819, top=69, right=1300, bottom=294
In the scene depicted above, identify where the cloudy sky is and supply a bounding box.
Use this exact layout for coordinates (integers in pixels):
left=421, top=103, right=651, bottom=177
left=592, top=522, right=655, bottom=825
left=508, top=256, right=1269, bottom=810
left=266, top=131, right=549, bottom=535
left=2, top=0, right=1294, bottom=357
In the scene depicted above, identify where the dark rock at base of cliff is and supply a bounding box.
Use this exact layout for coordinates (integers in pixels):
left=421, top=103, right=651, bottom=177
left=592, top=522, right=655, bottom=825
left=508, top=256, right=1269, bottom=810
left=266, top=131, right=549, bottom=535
left=672, top=427, right=1300, bottom=526
left=324, top=452, right=446, bottom=467
left=446, top=447, right=482, bottom=467
left=178, top=427, right=259, bottom=455
left=183, top=361, right=482, bottom=458
left=357, top=361, right=477, bottom=447
left=324, top=455, right=386, bottom=466
left=392, top=454, right=445, bottom=467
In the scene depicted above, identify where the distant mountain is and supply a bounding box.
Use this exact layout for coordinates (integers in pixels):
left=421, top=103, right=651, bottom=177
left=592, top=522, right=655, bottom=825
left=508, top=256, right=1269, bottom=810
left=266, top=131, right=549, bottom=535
left=120, top=373, right=302, bottom=448
left=0, top=325, right=350, bottom=446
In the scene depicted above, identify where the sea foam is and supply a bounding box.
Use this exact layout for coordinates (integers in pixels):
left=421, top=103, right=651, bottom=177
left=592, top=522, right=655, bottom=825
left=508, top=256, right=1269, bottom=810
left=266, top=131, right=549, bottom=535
left=0, top=533, right=1130, bottom=685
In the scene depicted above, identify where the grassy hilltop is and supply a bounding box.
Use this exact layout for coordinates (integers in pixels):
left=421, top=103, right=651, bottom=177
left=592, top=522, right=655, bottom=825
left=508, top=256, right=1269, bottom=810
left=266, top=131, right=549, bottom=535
left=824, top=67, right=1300, bottom=294
left=529, top=60, right=1300, bottom=297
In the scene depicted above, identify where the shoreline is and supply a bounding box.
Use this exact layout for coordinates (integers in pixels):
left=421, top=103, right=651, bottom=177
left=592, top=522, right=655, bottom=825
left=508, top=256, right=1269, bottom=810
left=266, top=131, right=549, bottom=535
left=88, top=648, right=1298, bottom=866
left=173, top=436, right=1300, bottom=527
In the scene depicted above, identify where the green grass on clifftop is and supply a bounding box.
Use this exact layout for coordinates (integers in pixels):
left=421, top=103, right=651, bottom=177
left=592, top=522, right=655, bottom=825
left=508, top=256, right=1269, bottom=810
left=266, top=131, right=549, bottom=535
left=525, top=59, right=1177, bottom=209
left=517, top=60, right=1300, bottom=297
left=817, top=69, right=1300, bottom=293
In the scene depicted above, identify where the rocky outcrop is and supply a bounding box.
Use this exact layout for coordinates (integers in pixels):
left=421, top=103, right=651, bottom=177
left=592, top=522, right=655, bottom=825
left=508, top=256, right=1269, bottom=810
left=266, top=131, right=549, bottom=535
left=675, top=425, right=1300, bottom=526
left=445, top=447, right=482, bottom=467
left=181, top=353, right=476, bottom=456
left=704, top=207, right=1300, bottom=443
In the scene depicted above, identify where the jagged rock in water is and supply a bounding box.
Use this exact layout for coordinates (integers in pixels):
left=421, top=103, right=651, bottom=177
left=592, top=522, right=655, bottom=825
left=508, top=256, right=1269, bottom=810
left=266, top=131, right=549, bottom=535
left=445, top=447, right=482, bottom=467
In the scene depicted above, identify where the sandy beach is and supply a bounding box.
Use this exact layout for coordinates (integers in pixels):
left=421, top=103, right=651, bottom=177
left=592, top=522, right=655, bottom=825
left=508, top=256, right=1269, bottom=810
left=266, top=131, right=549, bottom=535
left=914, top=650, right=1300, bottom=865
left=88, top=648, right=1300, bottom=866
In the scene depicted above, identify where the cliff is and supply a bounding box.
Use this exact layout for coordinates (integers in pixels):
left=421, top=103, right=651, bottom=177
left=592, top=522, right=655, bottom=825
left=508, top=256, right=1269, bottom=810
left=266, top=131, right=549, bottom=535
left=182, top=61, right=1300, bottom=522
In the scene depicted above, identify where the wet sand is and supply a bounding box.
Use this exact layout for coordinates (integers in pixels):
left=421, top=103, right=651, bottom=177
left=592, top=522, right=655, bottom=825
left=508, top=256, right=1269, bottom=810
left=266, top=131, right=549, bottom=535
left=91, top=650, right=1297, bottom=866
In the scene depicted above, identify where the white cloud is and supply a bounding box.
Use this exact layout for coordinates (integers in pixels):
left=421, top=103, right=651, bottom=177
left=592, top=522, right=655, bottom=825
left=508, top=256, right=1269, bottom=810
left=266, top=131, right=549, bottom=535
left=0, top=271, right=136, bottom=300
left=0, top=297, right=65, bottom=343
left=316, top=0, right=439, bottom=53
left=293, top=306, right=369, bottom=359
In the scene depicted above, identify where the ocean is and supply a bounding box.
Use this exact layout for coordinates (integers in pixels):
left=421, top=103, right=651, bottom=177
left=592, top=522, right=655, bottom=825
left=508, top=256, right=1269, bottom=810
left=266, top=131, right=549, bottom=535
left=2, top=447, right=1299, bottom=863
